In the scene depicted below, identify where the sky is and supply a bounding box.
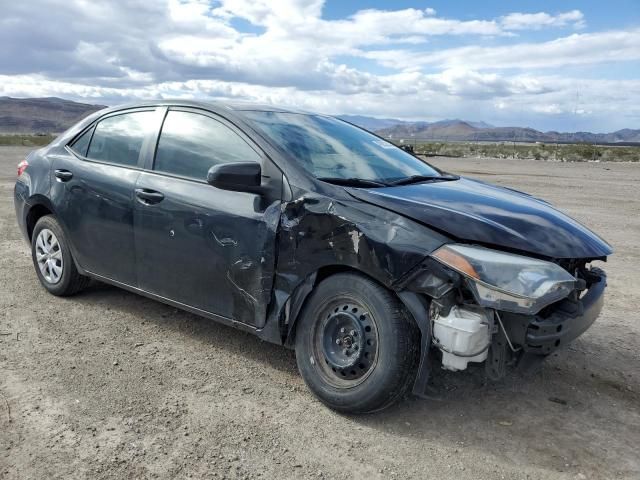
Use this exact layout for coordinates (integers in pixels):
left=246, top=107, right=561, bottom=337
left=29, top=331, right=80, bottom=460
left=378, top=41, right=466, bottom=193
left=1, top=0, right=639, bottom=132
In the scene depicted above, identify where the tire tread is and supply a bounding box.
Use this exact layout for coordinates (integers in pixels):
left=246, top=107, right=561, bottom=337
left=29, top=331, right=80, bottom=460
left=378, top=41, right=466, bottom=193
left=31, top=215, right=89, bottom=296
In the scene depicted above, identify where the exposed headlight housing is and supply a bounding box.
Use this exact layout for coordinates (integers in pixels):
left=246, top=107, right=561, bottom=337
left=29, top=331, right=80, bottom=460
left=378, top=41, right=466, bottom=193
left=431, top=244, right=576, bottom=314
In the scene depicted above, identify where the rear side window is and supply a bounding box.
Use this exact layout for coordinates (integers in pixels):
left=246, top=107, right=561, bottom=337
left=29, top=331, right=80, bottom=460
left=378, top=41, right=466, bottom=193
left=154, top=111, right=261, bottom=181
left=86, top=111, right=155, bottom=167
left=69, top=126, right=94, bottom=156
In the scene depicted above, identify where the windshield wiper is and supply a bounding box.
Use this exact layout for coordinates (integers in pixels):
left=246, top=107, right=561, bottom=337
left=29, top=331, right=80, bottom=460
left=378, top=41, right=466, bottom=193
left=387, top=174, right=459, bottom=186
left=318, top=177, right=390, bottom=188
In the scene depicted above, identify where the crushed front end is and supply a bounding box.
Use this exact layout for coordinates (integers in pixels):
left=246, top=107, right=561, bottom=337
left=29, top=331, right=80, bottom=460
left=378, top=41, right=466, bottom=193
left=402, top=245, right=608, bottom=382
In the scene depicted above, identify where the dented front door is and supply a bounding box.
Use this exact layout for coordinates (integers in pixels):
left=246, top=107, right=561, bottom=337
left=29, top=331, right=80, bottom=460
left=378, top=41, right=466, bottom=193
left=133, top=171, right=281, bottom=327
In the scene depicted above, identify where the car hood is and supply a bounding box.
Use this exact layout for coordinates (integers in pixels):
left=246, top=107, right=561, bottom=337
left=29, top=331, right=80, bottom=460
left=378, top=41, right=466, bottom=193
left=346, top=177, right=613, bottom=259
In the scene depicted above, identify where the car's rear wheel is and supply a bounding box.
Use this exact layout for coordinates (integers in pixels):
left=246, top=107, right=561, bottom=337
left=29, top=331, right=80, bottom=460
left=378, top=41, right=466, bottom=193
left=31, top=215, right=89, bottom=296
left=295, top=273, right=419, bottom=413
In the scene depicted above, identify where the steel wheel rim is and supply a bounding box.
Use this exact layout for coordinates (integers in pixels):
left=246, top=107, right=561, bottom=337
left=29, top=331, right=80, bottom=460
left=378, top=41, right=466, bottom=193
left=311, top=297, right=379, bottom=389
left=35, top=228, right=63, bottom=284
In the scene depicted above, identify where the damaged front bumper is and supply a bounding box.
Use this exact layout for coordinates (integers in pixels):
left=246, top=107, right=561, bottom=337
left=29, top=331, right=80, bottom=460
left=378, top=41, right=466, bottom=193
left=502, top=267, right=607, bottom=356
left=408, top=264, right=607, bottom=396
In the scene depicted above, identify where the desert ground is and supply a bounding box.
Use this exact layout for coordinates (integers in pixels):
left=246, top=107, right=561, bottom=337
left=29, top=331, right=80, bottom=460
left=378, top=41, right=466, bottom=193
left=1, top=146, right=638, bottom=479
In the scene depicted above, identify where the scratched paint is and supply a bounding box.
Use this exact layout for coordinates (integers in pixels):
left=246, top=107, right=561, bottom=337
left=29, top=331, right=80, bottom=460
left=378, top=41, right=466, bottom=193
left=224, top=200, right=281, bottom=327
left=260, top=188, right=450, bottom=344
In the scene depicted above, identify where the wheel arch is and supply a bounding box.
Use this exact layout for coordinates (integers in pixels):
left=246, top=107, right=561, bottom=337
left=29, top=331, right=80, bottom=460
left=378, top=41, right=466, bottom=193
left=280, top=264, right=433, bottom=399
left=24, top=198, right=86, bottom=275
left=25, top=196, right=56, bottom=241
left=283, top=264, right=428, bottom=347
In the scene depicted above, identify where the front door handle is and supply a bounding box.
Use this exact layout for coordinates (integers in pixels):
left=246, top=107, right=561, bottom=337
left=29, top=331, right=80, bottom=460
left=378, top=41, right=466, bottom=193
left=135, top=188, right=165, bottom=205
left=54, top=169, right=73, bottom=182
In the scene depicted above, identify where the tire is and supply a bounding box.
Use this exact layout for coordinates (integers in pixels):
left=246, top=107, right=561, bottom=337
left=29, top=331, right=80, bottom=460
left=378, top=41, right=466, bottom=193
left=31, top=215, right=89, bottom=296
left=295, top=273, right=419, bottom=414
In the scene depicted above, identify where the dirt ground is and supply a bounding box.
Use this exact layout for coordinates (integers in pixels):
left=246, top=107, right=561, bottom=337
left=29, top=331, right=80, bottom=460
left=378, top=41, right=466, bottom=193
left=1, top=146, right=638, bottom=480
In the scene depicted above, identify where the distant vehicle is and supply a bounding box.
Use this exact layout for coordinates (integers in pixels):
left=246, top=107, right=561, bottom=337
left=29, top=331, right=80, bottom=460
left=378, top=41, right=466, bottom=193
left=14, top=101, right=612, bottom=413
left=399, top=144, right=414, bottom=153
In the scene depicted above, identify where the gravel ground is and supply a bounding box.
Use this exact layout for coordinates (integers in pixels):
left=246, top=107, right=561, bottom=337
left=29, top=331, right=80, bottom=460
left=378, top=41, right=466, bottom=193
left=1, top=146, right=638, bottom=480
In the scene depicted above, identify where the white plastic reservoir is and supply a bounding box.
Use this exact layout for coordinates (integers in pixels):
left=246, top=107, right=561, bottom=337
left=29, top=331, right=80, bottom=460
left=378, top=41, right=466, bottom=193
left=432, top=305, right=492, bottom=371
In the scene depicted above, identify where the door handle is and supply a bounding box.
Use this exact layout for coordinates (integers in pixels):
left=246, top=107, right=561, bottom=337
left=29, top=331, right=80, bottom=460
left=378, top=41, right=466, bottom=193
left=54, top=169, right=73, bottom=181
left=135, top=188, right=165, bottom=205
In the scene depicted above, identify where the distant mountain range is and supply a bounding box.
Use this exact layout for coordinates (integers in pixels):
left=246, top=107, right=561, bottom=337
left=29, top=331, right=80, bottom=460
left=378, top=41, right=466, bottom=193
left=337, top=115, right=493, bottom=131
left=0, top=97, right=105, bottom=134
left=345, top=116, right=640, bottom=145
left=1, top=97, right=638, bottom=144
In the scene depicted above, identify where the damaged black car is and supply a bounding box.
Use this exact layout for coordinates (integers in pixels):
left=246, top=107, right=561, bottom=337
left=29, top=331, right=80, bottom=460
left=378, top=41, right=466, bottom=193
left=14, top=101, right=613, bottom=413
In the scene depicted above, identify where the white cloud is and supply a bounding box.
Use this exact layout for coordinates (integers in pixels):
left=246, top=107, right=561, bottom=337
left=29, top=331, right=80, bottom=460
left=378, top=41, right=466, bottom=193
left=212, top=0, right=324, bottom=25
left=531, top=104, right=563, bottom=114
left=362, top=29, right=640, bottom=70
left=0, top=1, right=638, bottom=131
left=426, top=68, right=552, bottom=98
left=500, top=10, right=585, bottom=31
left=2, top=71, right=639, bottom=131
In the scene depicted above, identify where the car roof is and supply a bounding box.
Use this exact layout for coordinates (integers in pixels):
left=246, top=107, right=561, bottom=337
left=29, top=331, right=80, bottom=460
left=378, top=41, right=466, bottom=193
left=225, top=101, right=312, bottom=114
left=58, top=99, right=329, bottom=151
left=105, top=99, right=313, bottom=116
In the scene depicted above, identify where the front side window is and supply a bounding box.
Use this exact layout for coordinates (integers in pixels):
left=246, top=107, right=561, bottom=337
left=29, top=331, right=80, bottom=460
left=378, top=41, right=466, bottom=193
left=244, top=111, right=441, bottom=183
left=154, top=111, right=261, bottom=181
left=86, top=111, right=155, bottom=167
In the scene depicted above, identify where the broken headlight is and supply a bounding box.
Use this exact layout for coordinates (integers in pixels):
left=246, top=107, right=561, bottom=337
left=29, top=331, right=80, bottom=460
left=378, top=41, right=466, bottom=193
left=431, top=244, right=576, bottom=314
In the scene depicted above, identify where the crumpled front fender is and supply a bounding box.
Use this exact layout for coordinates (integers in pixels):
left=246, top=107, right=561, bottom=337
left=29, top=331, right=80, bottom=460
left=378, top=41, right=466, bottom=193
left=257, top=189, right=450, bottom=345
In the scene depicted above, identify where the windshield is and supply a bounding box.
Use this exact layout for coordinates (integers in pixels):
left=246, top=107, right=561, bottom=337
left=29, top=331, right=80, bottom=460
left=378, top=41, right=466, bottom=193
left=243, top=111, right=441, bottom=184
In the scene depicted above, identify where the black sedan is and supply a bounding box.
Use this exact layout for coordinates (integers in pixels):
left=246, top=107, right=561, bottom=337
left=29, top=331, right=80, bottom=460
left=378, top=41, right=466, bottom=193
left=14, top=101, right=612, bottom=413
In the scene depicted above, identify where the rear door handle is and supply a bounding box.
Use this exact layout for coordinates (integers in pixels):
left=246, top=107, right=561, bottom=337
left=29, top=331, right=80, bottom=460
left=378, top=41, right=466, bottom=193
left=54, top=169, right=73, bottom=181
left=135, top=188, right=165, bottom=205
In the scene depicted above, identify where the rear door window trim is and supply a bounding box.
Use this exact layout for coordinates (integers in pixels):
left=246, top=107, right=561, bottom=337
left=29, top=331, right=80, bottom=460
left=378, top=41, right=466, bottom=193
left=66, top=107, right=158, bottom=171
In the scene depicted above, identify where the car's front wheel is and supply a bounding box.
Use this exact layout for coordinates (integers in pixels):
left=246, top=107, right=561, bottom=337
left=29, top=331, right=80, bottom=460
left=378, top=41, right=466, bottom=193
left=31, top=215, right=89, bottom=296
left=295, top=273, right=419, bottom=413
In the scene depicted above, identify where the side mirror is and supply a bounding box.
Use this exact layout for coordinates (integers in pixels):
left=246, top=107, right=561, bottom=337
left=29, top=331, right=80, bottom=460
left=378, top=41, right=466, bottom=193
left=207, top=162, right=262, bottom=193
